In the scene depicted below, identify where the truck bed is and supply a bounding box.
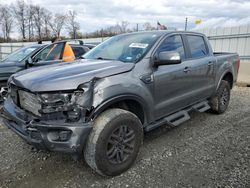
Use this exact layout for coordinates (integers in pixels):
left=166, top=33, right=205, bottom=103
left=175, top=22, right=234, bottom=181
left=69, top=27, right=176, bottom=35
left=214, top=52, right=238, bottom=58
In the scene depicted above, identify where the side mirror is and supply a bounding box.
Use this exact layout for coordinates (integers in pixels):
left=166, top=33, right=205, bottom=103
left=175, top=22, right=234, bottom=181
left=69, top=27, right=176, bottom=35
left=25, top=57, right=34, bottom=66
left=154, top=51, right=181, bottom=66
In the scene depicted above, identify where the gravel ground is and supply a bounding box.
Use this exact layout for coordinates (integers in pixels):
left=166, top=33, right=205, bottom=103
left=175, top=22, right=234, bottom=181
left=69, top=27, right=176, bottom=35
left=0, top=86, right=250, bottom=188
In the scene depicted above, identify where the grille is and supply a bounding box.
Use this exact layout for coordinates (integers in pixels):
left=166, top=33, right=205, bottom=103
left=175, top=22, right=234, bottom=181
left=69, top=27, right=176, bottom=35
left=19, top=90, right=41, bottom=116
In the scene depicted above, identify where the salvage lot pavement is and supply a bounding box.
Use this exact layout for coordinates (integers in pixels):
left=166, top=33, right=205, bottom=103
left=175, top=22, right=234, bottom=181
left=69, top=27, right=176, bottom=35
left=0, top=87, right=250, bottom=188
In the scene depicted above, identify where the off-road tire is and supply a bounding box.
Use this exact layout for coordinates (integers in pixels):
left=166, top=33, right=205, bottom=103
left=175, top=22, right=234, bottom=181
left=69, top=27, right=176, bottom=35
left=209, top=80, right=231, bottom=114
left=84, top=108, right=143, bottom=176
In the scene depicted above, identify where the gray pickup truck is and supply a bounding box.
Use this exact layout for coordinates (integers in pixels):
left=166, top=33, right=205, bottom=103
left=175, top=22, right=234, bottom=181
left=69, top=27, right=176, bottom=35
left=1, top=31, right=240, bottom=176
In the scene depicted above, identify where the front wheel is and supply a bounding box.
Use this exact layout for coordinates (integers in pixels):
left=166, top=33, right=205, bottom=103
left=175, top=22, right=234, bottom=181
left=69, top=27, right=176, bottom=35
left=209, top=80, right=231, bottom=114
left=84, top=108, right=143, bottom=176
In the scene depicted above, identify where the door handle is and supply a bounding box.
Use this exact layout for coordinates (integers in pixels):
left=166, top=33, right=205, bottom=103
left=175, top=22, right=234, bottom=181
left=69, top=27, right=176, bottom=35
left=208, top=61, right=213, bottom=66
left=183, top=67, right=191, bottom=73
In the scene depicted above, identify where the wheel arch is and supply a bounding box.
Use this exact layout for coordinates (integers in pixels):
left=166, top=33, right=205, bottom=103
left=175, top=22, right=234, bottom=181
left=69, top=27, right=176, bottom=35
left=217, top=71, right=234, bottom=90
left=87, top=94, right=150, bottom=126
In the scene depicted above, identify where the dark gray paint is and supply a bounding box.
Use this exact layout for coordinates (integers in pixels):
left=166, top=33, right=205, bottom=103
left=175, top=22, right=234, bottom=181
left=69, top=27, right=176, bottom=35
left=2, top=31, right=239, bottom=154
left=9, top=31, right=239, bottom=123
left=0, top=44, right=45, bottom=83
left=11, top=60, right=134, bottom=91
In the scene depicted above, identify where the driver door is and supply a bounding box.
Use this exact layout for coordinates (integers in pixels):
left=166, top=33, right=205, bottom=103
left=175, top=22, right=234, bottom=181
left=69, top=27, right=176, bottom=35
left=153, top=34, right=195, bottom=120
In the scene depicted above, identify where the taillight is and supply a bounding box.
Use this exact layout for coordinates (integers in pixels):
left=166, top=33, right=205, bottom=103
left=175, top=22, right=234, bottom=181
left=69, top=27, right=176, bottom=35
left=236, top=57, right=240, bottom=73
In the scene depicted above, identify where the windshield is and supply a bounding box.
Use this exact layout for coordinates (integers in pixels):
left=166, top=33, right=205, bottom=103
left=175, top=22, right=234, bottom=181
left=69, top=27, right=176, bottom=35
left=83, top=33, right=162, bottom=63
left=2, top=46, right=39, bottom=63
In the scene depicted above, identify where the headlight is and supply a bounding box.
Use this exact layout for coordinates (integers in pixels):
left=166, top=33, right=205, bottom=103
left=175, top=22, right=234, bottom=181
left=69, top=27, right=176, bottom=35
left=40, top=92, right=78, bottom=113
left=39, top=91, right=83, bottom=114
left=40, top=93, right=72, bottom=106
left=39, top=91, right=85, bottom=122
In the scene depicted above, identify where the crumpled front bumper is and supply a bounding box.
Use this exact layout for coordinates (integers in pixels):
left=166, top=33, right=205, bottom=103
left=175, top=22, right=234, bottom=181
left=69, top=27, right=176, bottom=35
left=0, top=97, right=93, bottom=154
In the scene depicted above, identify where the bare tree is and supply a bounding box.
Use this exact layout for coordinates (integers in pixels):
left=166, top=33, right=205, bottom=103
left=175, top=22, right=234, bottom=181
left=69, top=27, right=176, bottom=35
left=50, top=13, right=66, bottom=38
left=0, top=5, right=2, bottom=38
left=0, top=6, right=13, bottom=42
left=33, top=5, right=44, bottom=40
left=110, top=21, right=129, bottom=34
left=120, top=21, right=129, bottom=33
left=66, top=10, right=80, bottom=39
left=143, top=22, right=156, bottom=31
left=43, top=9, right=52, bottom=39
left=12, top=0, right=27, bottom=41
left=27, top=4, right=35, bottom=41
left=27, top=5, right=52, bottom=41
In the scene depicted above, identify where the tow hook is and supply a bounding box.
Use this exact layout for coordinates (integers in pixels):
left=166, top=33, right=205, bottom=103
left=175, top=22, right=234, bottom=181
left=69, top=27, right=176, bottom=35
left=0, top=87, right=8, bottom=102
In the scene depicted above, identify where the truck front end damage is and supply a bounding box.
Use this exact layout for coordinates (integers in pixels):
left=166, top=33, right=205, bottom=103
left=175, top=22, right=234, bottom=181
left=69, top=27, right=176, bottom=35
left=0, top=80, right=97, bottom=154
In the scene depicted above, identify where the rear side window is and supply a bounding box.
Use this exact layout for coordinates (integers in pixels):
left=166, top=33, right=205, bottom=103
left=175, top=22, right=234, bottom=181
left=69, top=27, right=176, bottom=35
left=187, top=35, right=208, bottom=58
left=72, top=47, right=88, bottom=58
left=157, top=35, right=185, bottom=60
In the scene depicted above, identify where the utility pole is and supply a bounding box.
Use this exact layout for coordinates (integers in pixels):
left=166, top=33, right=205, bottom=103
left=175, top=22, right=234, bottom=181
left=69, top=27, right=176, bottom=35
left=185, top=17, right=188, bottom=31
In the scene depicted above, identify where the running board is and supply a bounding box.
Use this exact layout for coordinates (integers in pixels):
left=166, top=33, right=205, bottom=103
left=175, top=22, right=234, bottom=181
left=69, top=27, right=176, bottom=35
left=145, top=100, right=211, bottom=132
left=165, top=110, right=190, bottom=127
left=192, top=100, right=210, bottom=112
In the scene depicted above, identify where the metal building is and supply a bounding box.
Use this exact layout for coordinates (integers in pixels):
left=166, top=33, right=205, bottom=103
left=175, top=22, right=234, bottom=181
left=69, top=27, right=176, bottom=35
left=196, top=25, right=250, bottom=84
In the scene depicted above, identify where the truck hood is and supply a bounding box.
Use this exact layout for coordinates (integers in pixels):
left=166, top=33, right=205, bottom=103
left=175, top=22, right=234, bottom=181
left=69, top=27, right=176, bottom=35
left=0, top=61, right=17, bottom=67
left=11, top=59, right=134, bottom=92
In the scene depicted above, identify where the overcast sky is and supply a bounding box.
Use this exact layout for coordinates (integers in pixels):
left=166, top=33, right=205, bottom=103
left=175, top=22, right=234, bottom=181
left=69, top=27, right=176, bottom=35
left=2, top=0, right=250, bottom=33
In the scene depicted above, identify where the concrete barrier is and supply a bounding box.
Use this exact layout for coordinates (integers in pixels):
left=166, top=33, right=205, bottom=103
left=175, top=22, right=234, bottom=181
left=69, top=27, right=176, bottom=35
left=237, top=60, right=250, bottom=86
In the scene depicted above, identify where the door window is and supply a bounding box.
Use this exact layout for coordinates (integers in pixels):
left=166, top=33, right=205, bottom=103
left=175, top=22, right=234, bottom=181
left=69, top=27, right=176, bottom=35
left=157, top=35, right=185, bottom=60
left=186, top=35, right=208, bottom=58
left=34, top=43, right=64, bottom=62
left=72, top=47, right=88, bottom=58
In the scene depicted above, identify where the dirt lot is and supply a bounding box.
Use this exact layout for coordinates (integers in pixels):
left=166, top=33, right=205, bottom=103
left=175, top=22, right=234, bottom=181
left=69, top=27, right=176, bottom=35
left=0, top=86, right=250, bottom=188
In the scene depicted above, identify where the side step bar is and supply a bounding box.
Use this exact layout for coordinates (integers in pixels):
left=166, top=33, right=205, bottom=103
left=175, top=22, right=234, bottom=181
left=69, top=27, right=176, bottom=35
left=165, top=110, right=190, bottom=127
left=192, top=100, right=210, bottom=112
left=145, top=100, right=210, bottom=132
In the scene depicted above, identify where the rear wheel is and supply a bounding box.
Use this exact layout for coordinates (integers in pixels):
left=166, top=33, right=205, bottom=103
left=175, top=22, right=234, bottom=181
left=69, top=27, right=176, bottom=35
left=209, top=80, right=231, bottom=114
left=84, top=108, right=143, bottom=176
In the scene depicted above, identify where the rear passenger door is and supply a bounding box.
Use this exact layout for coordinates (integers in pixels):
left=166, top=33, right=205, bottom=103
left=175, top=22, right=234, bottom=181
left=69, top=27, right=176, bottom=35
left=183, top=34, right=215, bottom=102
